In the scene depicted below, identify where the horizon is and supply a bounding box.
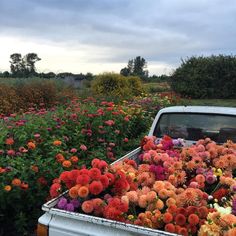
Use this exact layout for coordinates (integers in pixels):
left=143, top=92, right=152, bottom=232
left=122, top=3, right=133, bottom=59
left=1, top=0, right=236, bottom=76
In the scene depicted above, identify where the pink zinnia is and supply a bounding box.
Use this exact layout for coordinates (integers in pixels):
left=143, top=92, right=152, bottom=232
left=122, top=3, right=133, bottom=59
left=104, top=120, right=115, bottom=126
left=7, top=150, right=15, bottom=156
left=80, top=144, right=87, bottom=151
left=70, top=148, right=77, bottom=153
left=34, top=133, right=40, bottom=138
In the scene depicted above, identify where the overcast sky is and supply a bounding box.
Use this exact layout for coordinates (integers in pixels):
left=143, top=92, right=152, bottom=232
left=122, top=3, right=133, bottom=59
left=0, top=0, right=236, bottom=75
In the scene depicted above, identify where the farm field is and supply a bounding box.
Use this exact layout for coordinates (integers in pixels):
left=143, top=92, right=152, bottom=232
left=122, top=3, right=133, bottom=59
left=0, top=78, right=235, bottom=235
left=0, top=80, right=176, bottom=235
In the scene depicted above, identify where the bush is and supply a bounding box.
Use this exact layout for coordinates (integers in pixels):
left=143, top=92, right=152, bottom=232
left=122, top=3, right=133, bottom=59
left=0, top=84, right=20, bottom=114
left=126, top=76, right=143, bottom=96
left=91, top=73, right=143, bottom=98
left=0, top=78, right=75, bottom=114
left=170, top=55, right=236, bottom=98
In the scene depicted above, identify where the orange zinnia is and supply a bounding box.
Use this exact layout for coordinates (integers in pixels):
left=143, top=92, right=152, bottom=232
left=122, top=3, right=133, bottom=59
left=20, top=182, right=29, bottom=190
left=56, top=153, right=65, bottom=163
left=5, top=138, right=14, bottom=145
left=4, top=185, right=12, bottom=191
left=81, top=200, right=94, bottom=213
left=70, top=156, right=79, bottom=163
left=27, top=142, right=36, bottom=149
left=31, top=165, right=39, bottom=172
left=78, top=186, right=89, bottom=198
left=69, top=186, right=79, bottom=198
left=12, top=178, right=21, bottom=186
left=53, top=140, right=62, bottom=146
left=62, top=160, right=72, bottom=168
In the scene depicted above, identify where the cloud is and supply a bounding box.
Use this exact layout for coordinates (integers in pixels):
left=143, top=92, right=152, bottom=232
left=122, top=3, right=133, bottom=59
left=0, top=0, right=236, bottom=74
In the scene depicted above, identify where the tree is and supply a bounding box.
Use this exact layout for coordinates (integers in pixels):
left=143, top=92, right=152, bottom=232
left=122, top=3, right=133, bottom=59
left=10, top=53, right=24, bottom=77
left=9, top=53, right=41, bottom=77
left=24, top=53, right=41, bottom=75
left=120, top=56, right=148, bottom=80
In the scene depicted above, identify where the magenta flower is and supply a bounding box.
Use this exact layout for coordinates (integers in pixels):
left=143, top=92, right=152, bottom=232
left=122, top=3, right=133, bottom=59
left=206, top=174, right=216, bottom=184
left=65, top=203, right=75, bottom=212
left=70, top=199, right=80, bottom=208
left=150, top=165, right=165, bottom=180
left=57, top=197, right=67, bottom=209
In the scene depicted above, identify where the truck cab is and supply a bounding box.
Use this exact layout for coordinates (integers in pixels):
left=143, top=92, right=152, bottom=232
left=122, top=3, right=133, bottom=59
left=149, top=106, right=236, bottom=144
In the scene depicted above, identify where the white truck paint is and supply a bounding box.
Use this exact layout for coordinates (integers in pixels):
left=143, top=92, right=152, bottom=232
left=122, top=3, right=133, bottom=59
left=38, top=106, right=236, bottom=236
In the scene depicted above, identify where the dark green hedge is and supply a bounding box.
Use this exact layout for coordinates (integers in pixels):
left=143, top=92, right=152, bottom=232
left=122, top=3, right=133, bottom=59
left=170, top=55, right=236, bottom=98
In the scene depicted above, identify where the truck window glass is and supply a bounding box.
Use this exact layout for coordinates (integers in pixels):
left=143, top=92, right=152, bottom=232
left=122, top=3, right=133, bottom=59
left=153, top=113, right=236, bottom=143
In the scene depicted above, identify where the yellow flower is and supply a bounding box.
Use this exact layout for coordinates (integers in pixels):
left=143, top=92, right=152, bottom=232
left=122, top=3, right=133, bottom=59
left=128, top=215, right=134, bottom=220
left=214, top=168, right=223, bottom=176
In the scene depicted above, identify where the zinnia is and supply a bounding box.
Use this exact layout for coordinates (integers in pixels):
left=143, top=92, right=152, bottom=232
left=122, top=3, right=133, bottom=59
left=12, top=178, right=21, bottom=186
left=78, top=186, right=89, bottom=198
left=164, top=223, right=175, bottom=233
left=163, top=212, right=173, bottom=223
left=89, top=181, right=103, bottom=195
left=188, top=214, right=199, bottom=226
left=89, top=168, right=101, bottom=180
left=62, top=160, right=72, bottom=168
left=53, top=140, right=62, bottom=146
left=69, top=186, right=79, bottom=199
left=76, top=174, right=91, bottom=185
left=82, top=200, right=94, bottom=213
left=5, top=138, right=14, bottom=145
left=175, top=214, right=186, bottom=226
left=27, top=142, right=36, bottom=149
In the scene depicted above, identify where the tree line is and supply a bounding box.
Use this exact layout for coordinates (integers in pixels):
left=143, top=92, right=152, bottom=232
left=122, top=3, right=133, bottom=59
left=0, top=54, right=167, bottom=82
left=2, top=53, right=236, bottom=99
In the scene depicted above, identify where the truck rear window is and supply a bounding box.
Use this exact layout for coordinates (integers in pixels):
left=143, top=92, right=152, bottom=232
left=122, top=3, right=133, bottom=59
left=153, top=113, right=236, bottom=143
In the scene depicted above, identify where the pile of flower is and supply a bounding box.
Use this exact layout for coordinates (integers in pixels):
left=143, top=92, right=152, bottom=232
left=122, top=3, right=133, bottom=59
left=50, top=136, right=236, bottom=236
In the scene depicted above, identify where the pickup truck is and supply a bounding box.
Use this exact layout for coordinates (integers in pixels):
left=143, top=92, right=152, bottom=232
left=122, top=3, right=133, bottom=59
left=37, top=106, right=236, bottom=236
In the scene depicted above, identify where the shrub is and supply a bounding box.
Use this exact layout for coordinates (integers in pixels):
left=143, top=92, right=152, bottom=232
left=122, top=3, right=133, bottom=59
left=0, top=78, right=75, bottom=114
left=91, top=73, right=143, bottom=98
left=0, top=84, right=20, bottom=114
left=170, top=55, right=236, bottom=98
left=126, top=76, right=143, bottom=96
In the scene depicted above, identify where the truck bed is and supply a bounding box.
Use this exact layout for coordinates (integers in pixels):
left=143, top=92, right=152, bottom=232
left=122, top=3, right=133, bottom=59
left=39, top=147, right=179, bottom=236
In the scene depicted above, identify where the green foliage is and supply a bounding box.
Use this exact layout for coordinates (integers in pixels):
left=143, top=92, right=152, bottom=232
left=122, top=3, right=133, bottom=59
left=170, top=55, right=236, bottom=98
left=91, top=73, right=143, bottom=98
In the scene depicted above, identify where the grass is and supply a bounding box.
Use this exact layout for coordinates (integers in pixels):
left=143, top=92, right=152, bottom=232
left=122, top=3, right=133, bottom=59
left=179, top=99, right=236, bottom=107
left=143, top=82, right=236, bottom=107
left=143, top=82, right=171, bottom=93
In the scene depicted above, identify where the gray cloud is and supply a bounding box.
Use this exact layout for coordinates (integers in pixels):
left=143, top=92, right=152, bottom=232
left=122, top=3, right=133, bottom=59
left=1, top=0, right=236, bottom=73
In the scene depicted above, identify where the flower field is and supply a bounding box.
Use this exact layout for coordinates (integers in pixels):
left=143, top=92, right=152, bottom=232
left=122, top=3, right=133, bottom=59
left=0, top=94, right=173, bottom=235
left=51, top=136, right=236, bottom=236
